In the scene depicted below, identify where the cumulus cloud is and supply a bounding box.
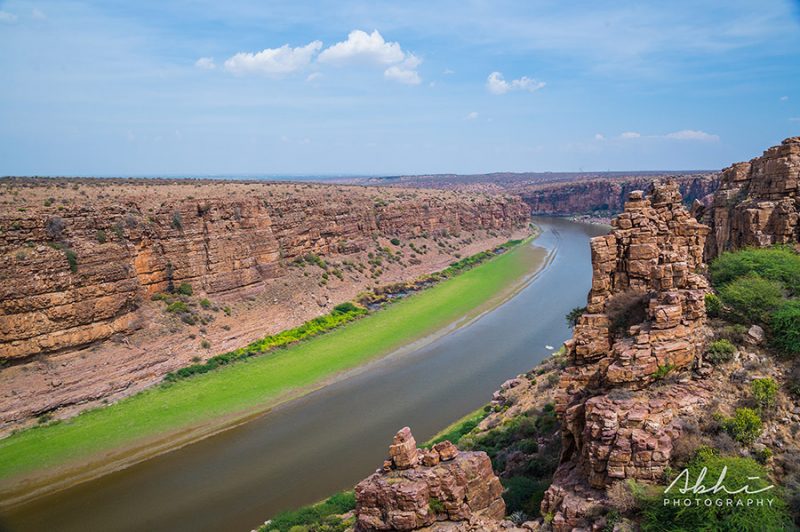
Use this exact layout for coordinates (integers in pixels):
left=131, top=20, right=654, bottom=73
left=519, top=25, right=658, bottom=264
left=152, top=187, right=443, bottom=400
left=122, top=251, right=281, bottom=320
left=594, top=133, right=605, bottom=140
left=486, top=72, right=545, bottom=95
left=318, top=30, right=405, bottom=65
left=465, top=111, right=479, bottom=120
left=620, top=131, right=641, bottom=139
left=664, top=129, right=719, bottom=141
left=443, top=68, right=455, bottom=75
left=384, top=65, right=421, bottom=85
left=224, top=41, right=322, bottom=76
left=306, top=72, right=322, bottom=82
left=195, top=57, right=216, bottom=70
left=0, top=10, right=17, bottom=23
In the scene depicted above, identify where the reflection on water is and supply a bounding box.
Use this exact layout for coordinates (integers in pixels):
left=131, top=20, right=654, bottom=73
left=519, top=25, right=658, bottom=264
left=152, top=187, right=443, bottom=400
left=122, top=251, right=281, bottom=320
left=2, top=217, right=608, bottom=532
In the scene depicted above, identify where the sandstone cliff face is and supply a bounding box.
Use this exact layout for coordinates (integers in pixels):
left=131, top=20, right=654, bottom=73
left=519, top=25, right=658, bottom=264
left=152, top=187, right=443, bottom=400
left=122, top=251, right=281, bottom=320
left=702, top=137, right=800, bottom=259
left=354, top=428, right=506, bottom=531
left=0, top=182, right=528, bottom=361
left=541, top=183, right=713, bottom=530
left=515, top=175, right=717, bottom=217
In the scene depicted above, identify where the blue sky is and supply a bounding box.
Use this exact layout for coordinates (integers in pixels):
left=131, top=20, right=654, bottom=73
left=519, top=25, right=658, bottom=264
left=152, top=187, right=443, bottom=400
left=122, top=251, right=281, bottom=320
left=0, top=0, right=798, bottom=176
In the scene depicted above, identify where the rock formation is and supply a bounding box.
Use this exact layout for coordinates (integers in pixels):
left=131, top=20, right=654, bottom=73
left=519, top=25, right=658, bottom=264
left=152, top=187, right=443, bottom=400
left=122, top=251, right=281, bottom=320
left=0, top=182, right=528, bottom=361
left=541, top=183, right=714, bottom=530
left=514, top=174, right=717, bottom=217
left=354, top=427, right=505, bottom=531
left=702, top=137, right=800, bottom=259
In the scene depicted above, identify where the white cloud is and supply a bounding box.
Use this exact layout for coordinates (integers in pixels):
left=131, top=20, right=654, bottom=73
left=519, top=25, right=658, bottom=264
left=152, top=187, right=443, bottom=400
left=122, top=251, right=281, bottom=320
left=443, top=68, right=455, bottom=75
left=383, top=53, right=422, bottom=85
left=594, top=133, right=605, bottom=140
left=224, top=41, right=322, bottom=76
left=664, top=129, right=719, bottom=141
left=620, top=131, right=641, bottom=139
left=384, top=65, right=421, bottom=85
left=318, top=30, right=405, bottom=65
left=306, top=72, right=322, bottom=82
left=31, top=8, right=46, bottom=20
left=486, top=72, right=545, bottom=95
left=465, top=111, right=479, bottom=120
left=780, top=96, right=789, bottom=101
left=0, top=10, right=17, bottom=23
left=195, top=57, right=216, bottom=70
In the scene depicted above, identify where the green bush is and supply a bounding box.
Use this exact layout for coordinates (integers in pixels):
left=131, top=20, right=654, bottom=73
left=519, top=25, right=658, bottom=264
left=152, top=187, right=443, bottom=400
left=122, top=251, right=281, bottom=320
left=718, top=274, right=783, bottom=324
left=64, top=248, right=78, bottom=273
left=166, top=301, right=189, bottom=313
left=199, top=298, right=211, bottom=309
left=565, top=306, right=586, bottom=328
left=176, top=282, right=193, bottom=296
left=641, top=454, right=793, bottom=531
left=751, top=378, right=778, bottom=413
left=722, top=407, right=763, bottom=445
left=390, top=238, right=401, bottom=246
left=261, top=491, right=355, bottom=532
left=96, top=229, right=107, bottom=243
left=704, top=293, right=722, bottom=317
left=710, top=246, right=800, bottom=295
left=171, top=211, right=182, bottom=230
left=771, top=299, right=800, bottom=355
left=706, top=339, right=736, bottom=364
left=501, top=476, right=550, bottom=517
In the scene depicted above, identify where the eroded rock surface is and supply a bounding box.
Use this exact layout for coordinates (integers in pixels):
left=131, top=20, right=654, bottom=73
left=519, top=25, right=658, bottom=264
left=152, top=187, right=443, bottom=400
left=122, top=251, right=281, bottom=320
left=542, top=183, right=714, bottom=530
left=702, top=137, right=800, bottom=259
left=354, top=428, right=505, bottom=531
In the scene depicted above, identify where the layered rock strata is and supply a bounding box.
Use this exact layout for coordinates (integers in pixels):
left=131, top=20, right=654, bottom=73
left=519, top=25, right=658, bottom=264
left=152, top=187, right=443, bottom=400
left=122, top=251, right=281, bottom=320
left=541, top=183, right=713, bottom=530
left=0, top=182, right=528, bottom=361
left=354, top=428, right=505, bottom=531
left=702, top=137, right=800, bottom=259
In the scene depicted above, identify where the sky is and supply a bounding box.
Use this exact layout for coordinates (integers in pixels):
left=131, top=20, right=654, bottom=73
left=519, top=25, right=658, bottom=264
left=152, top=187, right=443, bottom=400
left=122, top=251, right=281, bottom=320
left=0, top=0, right=798, bottom=176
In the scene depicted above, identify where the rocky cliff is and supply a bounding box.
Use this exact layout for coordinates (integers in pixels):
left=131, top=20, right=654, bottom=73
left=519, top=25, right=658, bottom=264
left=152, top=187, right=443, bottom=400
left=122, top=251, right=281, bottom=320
left=0, top=181, right=527, bottom=361
left=513, top=174, right=717, bottom=217
left=0, top=179, right=529, bottom=429
left=701, top=137, right=800, bottom=259
left=541, top=183, right=714, bottom=530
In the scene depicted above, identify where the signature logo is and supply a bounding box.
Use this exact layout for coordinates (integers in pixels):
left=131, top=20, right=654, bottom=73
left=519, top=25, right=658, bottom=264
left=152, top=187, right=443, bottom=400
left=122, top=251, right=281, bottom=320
left=664, top=466, right=774, bottom=495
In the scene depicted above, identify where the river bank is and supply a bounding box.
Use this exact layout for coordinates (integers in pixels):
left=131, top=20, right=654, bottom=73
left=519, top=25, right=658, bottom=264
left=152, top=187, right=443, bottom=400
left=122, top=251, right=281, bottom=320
left=0, top=229, right=545, bottom=512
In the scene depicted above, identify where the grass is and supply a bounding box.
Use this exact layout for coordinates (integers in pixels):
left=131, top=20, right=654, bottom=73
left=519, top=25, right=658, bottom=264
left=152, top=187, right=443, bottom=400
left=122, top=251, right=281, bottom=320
left=0, top=238, right=539, bottom=483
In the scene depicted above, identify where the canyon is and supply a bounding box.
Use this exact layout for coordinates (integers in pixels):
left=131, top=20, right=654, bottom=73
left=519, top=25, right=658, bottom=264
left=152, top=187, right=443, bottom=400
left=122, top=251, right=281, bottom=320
left=0, top=180, right=529, bottom=430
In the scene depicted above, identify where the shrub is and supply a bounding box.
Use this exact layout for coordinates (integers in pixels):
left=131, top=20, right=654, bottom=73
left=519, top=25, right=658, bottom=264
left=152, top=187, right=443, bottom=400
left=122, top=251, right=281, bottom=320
left=751, top=377, right=778, bottom=413
left=704, top=292, right=722, bottom=317
left=199, top=298, right=211, bottom=309
left=771, top=299, right=800, bottom=356
left=722, top=407, right=763, bottom=445
left=171, top=211, right=182, bottom=230
left=710, top=246, right=800, bottom=295
left=262, top=491, right=355, bottom=532
left=641, top=455, right=793, bottom=531
left=176, top=282, right=193, bottom=296
left=96, top=229, right=107, bottom=243
left=652, top=363, right=675, bottom=380
left=501, top=476, right=550, bottom=517
left=166, top=301, right=189, bottom=313
left=200, top=339, right=211, bottom=349
left=706, top=339, right=736, bottom=364
left=428, top=497, right=445, bottom=514
left=390, top=238, right=401, bottom=246
left=565, top=306, right=586, bottom=328
left=45, top=216, right=65, bottom=239
left=718, top=274, right=783, bottom=324
left=58, top=247, right=78, bottom=273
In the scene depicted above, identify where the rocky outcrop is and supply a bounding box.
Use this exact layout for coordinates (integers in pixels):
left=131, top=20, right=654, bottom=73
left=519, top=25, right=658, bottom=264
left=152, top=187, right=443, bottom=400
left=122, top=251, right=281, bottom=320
left=541, top=183, right=713, bottom=530
left=702, top=137, right=800, bottom=259
left=0, top=182, right=529, bottom=361
left=513, top=174, right=717, bottom=217
left=354, top=428, right=505, bottom=531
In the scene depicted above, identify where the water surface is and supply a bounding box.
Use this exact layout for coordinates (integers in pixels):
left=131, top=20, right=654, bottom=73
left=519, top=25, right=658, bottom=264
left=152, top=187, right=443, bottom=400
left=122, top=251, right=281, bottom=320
left=1, top=217, right=607, bottom=532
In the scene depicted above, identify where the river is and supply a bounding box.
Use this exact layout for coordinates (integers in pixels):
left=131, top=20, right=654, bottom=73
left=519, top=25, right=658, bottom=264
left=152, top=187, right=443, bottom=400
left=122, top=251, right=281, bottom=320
left=0, top=217, right=608, bottom=532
